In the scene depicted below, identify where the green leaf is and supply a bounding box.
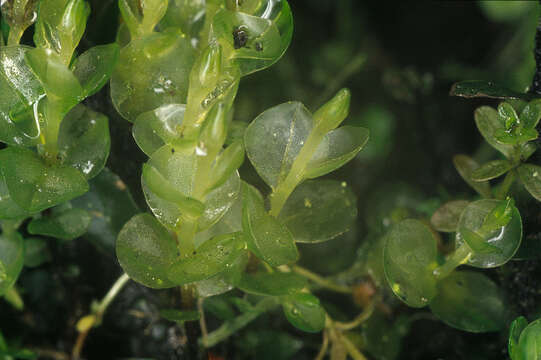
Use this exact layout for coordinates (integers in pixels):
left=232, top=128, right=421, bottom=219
left=25, top=47, right=83, bottom=111
left=28, top=207, right=91, bottom=241
left=383, top=219, right=438, bottom=308
left=0, top=232, right=24, bottom=296
left=207, top=141, right=245, bottom=192
left=516, top=318, right=541, bottom=360
left=245, top=102, right=313, bottom=189
left=474, top=106, right=515, bottom=159
left=0, top=45, right=44, bottom=146
left=58, top=104, right=110, bottom=179
left=119, top=0, right=169, bottom=38
left=116, top=213, right=178, bottom=288
left=0, top=174, right=32, bottom=220
left=196, top=251, right=248, bottom=297
left=517, top=164, right=541, bottom=201
left=241, top=182, right=298, bottom=266
left=450, top=80, right=533, bottom=100
left=456, top=199, right=522, bottom=268
left=509, top=316, right=528, bottom=360
left=305, top=126, right=369, bottom=179
left=23, top=237, right=51, bottom=268
left=133, top=104, right=185, bottom=157
left=453, top=154, right=492, bottom=198
left=430, top=200, right=469, bottom=232
left=70, top=43, right=120, bottom=98
left=279, top=179, right=357, bottom=243
left=470, top=159, right=513, bottom=182
left=520, top=100, right=541, bottom=129
left=160, top=0, right=205, bottom=38
left=160, top=309, right=200, bottom=323
left=167, top=233, right=244, bottom=285
left=110, top=31, right=195, bottom=121
left=0, top=147, right=88, bottom=213
left=71, top=168, right=139, bottom=255
left=34, top=0, right=90, bottom=61
left=282, top=293, right=326, bottom=333
left=142, top=145, right=240, bottom=231
left=498, top=102, right=520, bottom=130
left=212, top=9, right=286, bottom=76
left=429, top=271, right=505, bottom=333
left=236, top=272, right=307, bottom=296
left=0, top=0, right=39, bottom=36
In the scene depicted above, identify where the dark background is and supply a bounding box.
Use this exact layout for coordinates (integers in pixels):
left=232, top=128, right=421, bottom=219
left=3, top=1, right=541, bottom=359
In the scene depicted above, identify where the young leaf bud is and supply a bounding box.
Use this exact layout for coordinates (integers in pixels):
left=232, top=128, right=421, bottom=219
left=313, top=88, right=351, bottom=133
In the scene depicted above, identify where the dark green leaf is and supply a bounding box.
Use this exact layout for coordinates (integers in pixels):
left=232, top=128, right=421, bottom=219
left=23, top=237, right=51, bottom=268
left=236, top=272, right=307, bottom=296
left=474, top=107, right=515, bottom=159
left=517, top=164, right=541, bottom=201
left=430, top=200, right=469, bottom=232
left=509, top=316, right=528, bottom=360
left=453, top=154, right=491, bottom=198
left=28, top=207, right=91, bottom=241
left=429, top=271, right=505, bottom=333
left=116, top=213, right=178, bottom=289
left=450, top=81, right=533, bottom=100
left=282, top=293, right=326, bottom=333
left=0, top=232, right=24, bottom=296
left=279, top=179, right=357, bottom=243
left=470, top=159, right=513, bottom=182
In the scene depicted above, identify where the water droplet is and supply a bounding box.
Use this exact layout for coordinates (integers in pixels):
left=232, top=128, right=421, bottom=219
left=196, top=143, right=208, bottom=156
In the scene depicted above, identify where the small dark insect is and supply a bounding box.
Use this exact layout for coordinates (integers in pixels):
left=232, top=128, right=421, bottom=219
left=255, top=42, right=263, bottom=52
left=233, top=26, right=248, bottom=49
left=171, top=148, right=175, bottom=154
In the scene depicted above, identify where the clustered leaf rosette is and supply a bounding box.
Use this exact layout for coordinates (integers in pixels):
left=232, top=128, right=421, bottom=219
left=114, top=0, right=369, bottom=335
left=508, top=316, right=541, bottom=360
left=382, top=101, right=539, bottom=334
left=0, top=0, right=118, bottom=220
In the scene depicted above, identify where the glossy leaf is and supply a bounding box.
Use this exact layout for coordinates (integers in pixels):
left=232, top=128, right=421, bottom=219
left=167, top=233, right=244, bottom=285
left=456, top=199, right=522, bottom=268
left=23, top=237, right=51, bottom=268
left=520, top=100, right=541, bottom=129
left=110, top=31, right=195, bottom=121
left=450, top=80, right=532, bottom=100
left=306, top=126, right=369, bottom=179
left=116, top=213, right=178, bottom=288
left=383, top=219, right=438, bottom=308
left=245, top=102, right=313, bottom=189
left=0, top=174, right=32, bottom=220
left=236, top=272, right=307, bottom=296
left=71, top=168, right=139, bottom=254
left=429, top=271, right=505, bottom=332
left=160, top=0, right=206, bottom=38
left=58, top=104, right=110, bottom=179
left=474, top=106, right=515, bottom=159
left=207, top=141, right=245, bottom=192
left=196, top=251, right=248, bottom=297
left=470, top=159, right=513, bottom=182
left=279, top=179, right=357, bottom=243
left=242, top=182, right=298, bottom=266
left=453, top=154, right=491, bottom=198
left=34, top=0, right=90, bottom=61
left=430, top=200, right=469, bottom=232
left=28, top=207, right=91, bottom=241
left=0, top=232, right=24, bottom=296
left=25, top=47, right=83, bottom=111
left=282, top=293, right=326, bottom=333
left=119, top=0, right=169, bottom=38
left=0, top=45, right=44, bottom=146
left=142, top=145, right=240, bottom=231
left=0, top=147, right=88, bottom=213
left=515, top=318, right=541, bottom=360
left=70, top=43, right=120, bottom=98
left=509, top=316, right=528, bottom=360
left=0, top=0, right=39, bottom=39
left=133, top=104, right=185, bottom=157
left=517, top=164, right=541, bottom=201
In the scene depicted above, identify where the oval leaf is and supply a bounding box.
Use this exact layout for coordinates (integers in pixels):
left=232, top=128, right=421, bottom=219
left=383, top=219, right=438, bottom=308
left=279, top=179, right=357, bottom=243
left=456, top=199, right=522, bottom=268
left=453, top=154, right=491, bottom=198
left=517, top=164, right=541, bottom=201
left=242, top=182, right=298, bottom=266
left=0, top=232, right=24, bottom=296
left=71, top=43, right=119, bottom=98
left=236, top=272, right=307, bottom=296
left=282, top=293, right=326, bottom=333
left=116, top=213, right=178, bottom=288
left=28, top=207, right=91, bottom=241
left=470, top=159, right=513, bottom=182
left=429, top=271, right=505, bottom=333
left=516, top=318, right=541, bottom=360
left=474, top=106, right=515, bottom=159
left=430, top=200, right=469, bottom=233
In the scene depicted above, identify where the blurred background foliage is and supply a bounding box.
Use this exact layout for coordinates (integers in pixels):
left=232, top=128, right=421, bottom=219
left=2, top=1, right=541, bottom=359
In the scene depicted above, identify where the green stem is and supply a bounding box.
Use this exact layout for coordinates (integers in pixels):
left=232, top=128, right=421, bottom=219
left=333, top=301, right=375, bottom=331
left=292, top=265, right=352, bottom=294
left=7, top=27, right=23, bottom=46
left=95, top=273, right=130, bottom=318
left=176, top=219, right=197, bottom=257
left=432, top=243, right=471, bottom=281
left=269, top=129, right=326, bottom=217
left=40, top=100, right=63, bottom=164
left=494, top=170, right=516, bottom=200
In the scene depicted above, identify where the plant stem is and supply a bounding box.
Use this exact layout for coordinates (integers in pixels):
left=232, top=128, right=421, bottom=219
left=292, top=265, right=352, bottom=294
left=432, top=243, right=471, bottom=281
left=72, top=273, right=130, bottom=360
left=197, top=297, right=209, bottom=342
left=269, top=129, right=326, bottom=217
left=340, top=332, right=368, bottom=360
left=41, top=100, right=63, bottom=164
left=494, top=170, right=516, bottom=200
left=333, top=301, right=375, bottom=331
left=314, top=330, right=329, bottom=360
left=176, top=218, right=196, bottom=257
left=7, top=27, right=23, bottom=46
